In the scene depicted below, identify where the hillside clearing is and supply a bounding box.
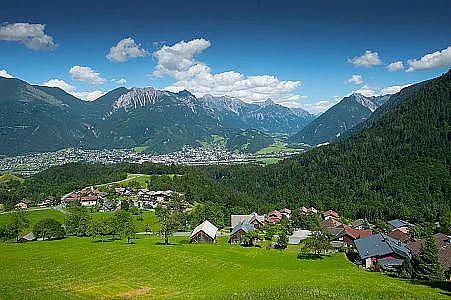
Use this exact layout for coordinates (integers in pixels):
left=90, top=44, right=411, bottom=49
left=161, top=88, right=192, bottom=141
left=0, top=236, right=447, bottom=299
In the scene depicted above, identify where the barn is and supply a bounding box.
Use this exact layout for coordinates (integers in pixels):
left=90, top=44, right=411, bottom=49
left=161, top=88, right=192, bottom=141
left=190, top=220, right=218, bottom=243
left=229, top=221, right=255, bottom=244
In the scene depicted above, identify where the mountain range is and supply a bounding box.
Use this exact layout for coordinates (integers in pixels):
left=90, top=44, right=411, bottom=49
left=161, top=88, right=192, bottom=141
left=0, top=77, right=315, bottom=155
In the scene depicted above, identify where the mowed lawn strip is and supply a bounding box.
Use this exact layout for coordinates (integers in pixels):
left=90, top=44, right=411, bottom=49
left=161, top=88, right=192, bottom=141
left=0, top=236, right=448, bottom=299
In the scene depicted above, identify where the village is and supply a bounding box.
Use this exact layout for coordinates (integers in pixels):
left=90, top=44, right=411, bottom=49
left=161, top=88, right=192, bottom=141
left=12, top=183, right=451, bottom=281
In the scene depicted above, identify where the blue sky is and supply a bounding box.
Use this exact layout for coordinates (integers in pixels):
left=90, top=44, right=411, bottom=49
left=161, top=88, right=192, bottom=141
left=0, top=0, right=450, bottom=113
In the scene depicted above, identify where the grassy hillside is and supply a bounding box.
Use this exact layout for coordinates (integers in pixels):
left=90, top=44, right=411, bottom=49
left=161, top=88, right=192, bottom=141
left=0, top=236, right=447, bottom=299
left=0, top=173, right=24, bottom=184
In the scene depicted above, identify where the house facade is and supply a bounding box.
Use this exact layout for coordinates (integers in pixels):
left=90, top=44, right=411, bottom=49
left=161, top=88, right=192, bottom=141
left=229, top=221, right=255, bottom=244
left=190, top=220, right=218, bottom=243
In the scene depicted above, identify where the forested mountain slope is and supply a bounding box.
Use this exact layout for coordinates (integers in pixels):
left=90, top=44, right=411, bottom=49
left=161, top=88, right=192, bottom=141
left=203, top=70, right=451, bottom=222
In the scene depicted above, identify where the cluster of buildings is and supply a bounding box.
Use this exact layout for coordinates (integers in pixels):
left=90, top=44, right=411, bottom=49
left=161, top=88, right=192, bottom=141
left=64, top=189, right=109, bottom=207
left=188, top=207, right=450, bottom=278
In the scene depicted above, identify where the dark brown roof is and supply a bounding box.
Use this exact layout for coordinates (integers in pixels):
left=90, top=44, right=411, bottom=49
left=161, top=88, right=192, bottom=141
left=388, top=229, right=411, bottom=243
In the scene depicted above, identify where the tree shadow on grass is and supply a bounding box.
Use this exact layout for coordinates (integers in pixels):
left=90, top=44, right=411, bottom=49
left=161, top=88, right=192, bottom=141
left=408, top=279, right=451, bottom=296
left=297, top=253, right=331, bottom=260
left=155, top=241, right=179, bottom=246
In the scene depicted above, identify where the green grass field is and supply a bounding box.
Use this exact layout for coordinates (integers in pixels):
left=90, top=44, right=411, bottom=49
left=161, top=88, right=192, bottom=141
left=0, top=235, right=448, bottom=299
left=0, top=208, right=65, bottom=227
left=255, top=141, right=303, bottom=155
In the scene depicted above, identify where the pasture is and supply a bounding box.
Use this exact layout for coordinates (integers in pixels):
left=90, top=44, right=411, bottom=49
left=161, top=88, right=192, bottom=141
left=0, top=235, right=448, bottom=299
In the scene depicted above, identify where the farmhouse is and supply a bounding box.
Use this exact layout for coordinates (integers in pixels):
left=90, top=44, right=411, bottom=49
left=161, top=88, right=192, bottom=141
left=300, top=206, right=318, bottom=215
left=229, top=221, right=255, bottom=244
left=330, top=225, right=372, bottom=249
left=80, top=196, right=98, bottom=207
left=231, top=212, right=265, bottom=229
left=190, top=220, right=218, bottom=243
left=388, top=219, right=412, bottom=232
left=388, top=228, right=411, bottom=243
left=350, top=219, right=369, bottom=230
left=15, top=200, right=31, bottom=209
left=354, top=233, right=412, bottom=271
left=280, top=208, right=292, bottom=219
left=322, top=210, right=340, bottom=220
left=265, top=210, right=283, bottom=224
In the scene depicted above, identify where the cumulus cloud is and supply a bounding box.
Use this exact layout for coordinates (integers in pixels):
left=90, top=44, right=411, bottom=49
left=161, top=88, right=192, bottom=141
left=352, top=83, right=412, bottom=97
left=346, top=74, right=363, bottom=84
left=153, top=39, right=303, bottom=105
left=42, top=78, right=105, bottom=101
left=348, top=50, right=382, bottom=68
left=302, top=97, right=340, bottom=114
left=380, top=84, right=412, bottom=94
left=42, top=79, right=76, bottom=93
left=0, top=69, right=13, bottom=78
left=112, top=78, right=127, bottom=85
left=0, top=22, right=56, bottom=50
left=73, top=90, right=106, bottom=101
left=386, top=61, right=404, bottom=72
left=406, top=46, right=451, bottom=72
left=106, top=38, right=149, bottom=63
left=69, top=66, right=106, bottom=84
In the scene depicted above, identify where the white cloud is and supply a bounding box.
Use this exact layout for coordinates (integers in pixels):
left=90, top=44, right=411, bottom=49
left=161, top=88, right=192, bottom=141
left=386, top=61, right=404, bottom=72
left=0, top=69, right=13, bottom=78
left=0, top=23, right=56, bottom=50
left=346, top=74, right=363, bottom=84
left=112, top=78, right=127, bottom=85
left=302, top=97, right=340, bottom=114
left=406, top=46, right=451, bottom=72
left=380, top=84, right=412, bottom=95
left=354, top=85, right=378, bottom=97
left=69, top=66, right=106, bottom=84
left=73, top=90, right=106, bottom=101
left=42, top=79, right=76, bottom=93
left=106, top=37, right=149, bottom=63
left=153, top=39, right=303, bottom=105
left=348, top=50, right=382, bottom=68
left=42, top=78, right=105, bottom=101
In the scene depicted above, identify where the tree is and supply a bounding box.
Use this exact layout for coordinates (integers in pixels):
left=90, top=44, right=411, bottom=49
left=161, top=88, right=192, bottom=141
left=413, top=237, right=444, bottom=281
left=373, top=220, right=392, bottom=234
left=65, top=207, right=92, bottom=237
left=276, top=231, right=289, bottom=249
left=122, top=216, right=136, bottom=244
left=33, top=218, right=65, bottom=240
left=155, top=194, right=186, bottom=245
left=299, top=230, right=330, bottom=257
left=410, top=223, right=435, bottom=239
left=9, top=210, right=29, bottom=242
left=0, top=224, right=14, bottom=242
left=399, top=258, right=414, bottom=279
left=88, top=215, right=110, bottom=242
left=242, top=230, right=259, bottom=247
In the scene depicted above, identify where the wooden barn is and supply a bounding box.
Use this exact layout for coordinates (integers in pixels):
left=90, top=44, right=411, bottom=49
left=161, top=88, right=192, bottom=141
left=229, top=221, right=255, bottom=244
left=190, top=220, right=218, bottom=243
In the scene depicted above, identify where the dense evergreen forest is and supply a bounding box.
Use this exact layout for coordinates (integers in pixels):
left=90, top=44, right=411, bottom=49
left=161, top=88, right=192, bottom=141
left=0, top=71, right=450, bottom=225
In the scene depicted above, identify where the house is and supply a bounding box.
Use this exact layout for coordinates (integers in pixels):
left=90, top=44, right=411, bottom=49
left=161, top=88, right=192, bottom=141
left=37, top=196, right=56, bottom=208
left=15, top=200, right=31, bottom=209
left=388, top=219, right=413, bottom=232
left=231, top=212, right=265, bottom=230
left=265, top=210, right=282, bottom=224
left=229, top=221, right=255, bottom=244
left=115, top=187, right=126, bottom=195
left=280, top=208, right=292, bottom=219
left=190, top=220, right=218, bottom=243
left=19, top=232, right=36, bottom=242
left=300, top=206, right=318, bottom=215
left=288, top=229, right=312, bottom=245
left=354, top=233, right=412, bottom=271
left=321, top=218, right=342, bottom=230
left=80, top=196, right=98, bottom=207
left=350, top=219, right=369, bottom=230
left=330, top=225, right=372, bottom=249
left=388, top=228, right=411, bottom=243
left=99, top=201, right=115, bottom=212
left=322, top=210, right=340, bottom=220
left=434, top=233, right=451, bottom=278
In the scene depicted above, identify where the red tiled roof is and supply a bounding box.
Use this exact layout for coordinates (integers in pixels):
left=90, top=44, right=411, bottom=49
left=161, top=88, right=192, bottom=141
left=342, top=225, right=372, bottom=239
left=322, top=210, right=340, bottom=218
left=388, top=228, right=411, bottom=243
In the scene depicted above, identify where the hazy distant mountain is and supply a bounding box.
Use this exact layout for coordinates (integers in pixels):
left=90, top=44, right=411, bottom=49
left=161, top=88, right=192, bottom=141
left=290, top=93, right=391, bottom=145
left=201, top=95, right=315, bottom=134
